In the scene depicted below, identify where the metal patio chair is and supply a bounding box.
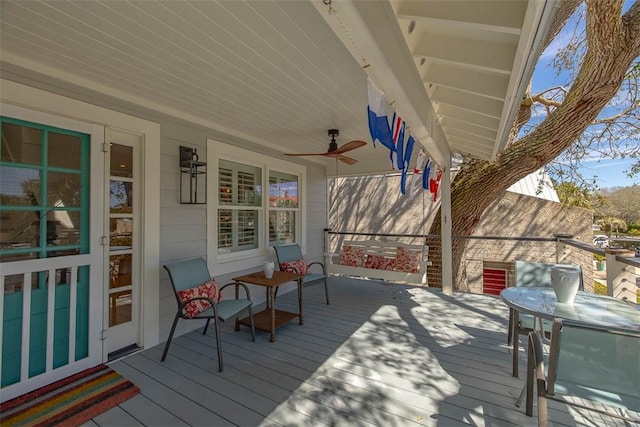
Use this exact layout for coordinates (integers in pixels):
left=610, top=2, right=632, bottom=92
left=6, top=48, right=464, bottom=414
left=508, top=260, right=583, bottom=376
left=527, top=318, right=640, bottom=426
left=162, top=257, right=255, bottom=372
left=273, top=243, right=330, bottom=305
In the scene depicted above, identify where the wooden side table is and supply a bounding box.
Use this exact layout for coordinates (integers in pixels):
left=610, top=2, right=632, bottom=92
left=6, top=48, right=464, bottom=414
left=233, top=270, right=303, bottom=342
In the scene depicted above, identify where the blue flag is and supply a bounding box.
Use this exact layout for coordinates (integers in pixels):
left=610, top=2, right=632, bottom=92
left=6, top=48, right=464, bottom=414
left=423, top=158, right=432, bottom=190
left=367, top=78, right=394, bottom=151
left=400, top=134, right=415, bottom=195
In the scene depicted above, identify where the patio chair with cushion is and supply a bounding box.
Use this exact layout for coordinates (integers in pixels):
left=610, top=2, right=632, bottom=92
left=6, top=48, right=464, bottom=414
left=162, top=257, right=255, bottom=372
left=527, top=318, right=640, bottom=426
left=508, top=260, right=583, bottom=376
left=273, top=243, right=329, bottom=305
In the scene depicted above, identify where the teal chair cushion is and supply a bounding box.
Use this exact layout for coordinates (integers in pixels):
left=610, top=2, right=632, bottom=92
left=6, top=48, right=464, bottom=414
left=303, top=273, right=326, bottom=285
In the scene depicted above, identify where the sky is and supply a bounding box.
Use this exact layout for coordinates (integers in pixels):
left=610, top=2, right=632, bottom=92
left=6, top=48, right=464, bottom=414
left=527, top=2, right=638, bottom=189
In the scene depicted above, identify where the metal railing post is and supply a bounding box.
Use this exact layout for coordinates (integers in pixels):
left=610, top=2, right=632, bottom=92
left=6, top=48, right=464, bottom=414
left=554, top=233, right=573, bottom=264
left=605, top=248, right=636, bottom=301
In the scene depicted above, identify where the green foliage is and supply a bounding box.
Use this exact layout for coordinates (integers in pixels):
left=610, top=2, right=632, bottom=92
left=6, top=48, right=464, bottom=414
left=555, top=182, right=593, bottom=208
left=627, top=223, right=640, bottom=235
left=596, top=216, right=628, bottom=234
left=594, top=186, right=640, bottom=224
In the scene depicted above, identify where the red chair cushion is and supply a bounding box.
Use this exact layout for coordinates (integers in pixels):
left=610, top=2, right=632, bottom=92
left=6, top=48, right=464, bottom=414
left=365, top=254, right=395, bottom=270
left=393, top=246, right=421, bottom=273
left=339, top=245, right=365, bottom=267
left=280, top=259, right=309, bottom=275
left=177, top=279, right=222, bottom=318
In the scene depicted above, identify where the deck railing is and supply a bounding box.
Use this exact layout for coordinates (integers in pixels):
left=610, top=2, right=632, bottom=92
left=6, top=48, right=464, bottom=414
left=325, top=229, right=640, bottom=303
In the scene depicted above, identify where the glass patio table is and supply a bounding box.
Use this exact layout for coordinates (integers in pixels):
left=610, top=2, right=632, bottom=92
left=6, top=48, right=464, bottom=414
left=500, top=287, right=640, bottom=331
left=500, top=287, right=640, bottom=410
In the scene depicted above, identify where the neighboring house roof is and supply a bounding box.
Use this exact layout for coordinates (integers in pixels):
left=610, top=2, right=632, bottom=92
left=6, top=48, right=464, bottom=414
left=507, top=169, right=559, bottom=202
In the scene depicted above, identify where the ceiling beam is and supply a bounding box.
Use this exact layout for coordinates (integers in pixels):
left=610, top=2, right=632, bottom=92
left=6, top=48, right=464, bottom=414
left=431, top=86, right=503, bottom=119
left=413, top=33, right=516, bottom=74
left=396, top=0, right=528, bottom=32
left=437, top=105, right=500, bottom=129
left=423, top=63, right=508, bottom=101
left=443, top=120, right=497, bottom=140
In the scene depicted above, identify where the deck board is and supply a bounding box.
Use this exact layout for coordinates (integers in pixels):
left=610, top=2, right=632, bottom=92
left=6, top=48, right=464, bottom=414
left=102, top=277, right=632, bottom=426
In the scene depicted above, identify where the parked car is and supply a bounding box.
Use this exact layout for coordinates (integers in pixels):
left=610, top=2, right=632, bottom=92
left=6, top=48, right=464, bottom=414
left=593, top=235, right=609, bottom=248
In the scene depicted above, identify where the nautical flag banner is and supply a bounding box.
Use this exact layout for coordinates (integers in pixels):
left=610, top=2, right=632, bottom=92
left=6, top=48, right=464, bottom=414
left=409, top=148, right=427, bottom=200
left=400, top=134, right=415, bottom=195
left=390, top=113, right=404, bottom=170
left=430, top=166, right=443, bottom=202
left=422, top=157, right=433, bottom=190
left=367, top=78, right=394, bottom=151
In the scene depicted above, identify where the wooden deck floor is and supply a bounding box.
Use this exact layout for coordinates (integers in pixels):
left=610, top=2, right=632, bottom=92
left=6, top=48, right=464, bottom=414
left=87, top=277, right=630, bottom=426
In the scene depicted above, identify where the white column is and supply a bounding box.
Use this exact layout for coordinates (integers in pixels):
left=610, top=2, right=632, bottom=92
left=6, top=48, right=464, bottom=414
left=441, top=156, right=453, bottom=295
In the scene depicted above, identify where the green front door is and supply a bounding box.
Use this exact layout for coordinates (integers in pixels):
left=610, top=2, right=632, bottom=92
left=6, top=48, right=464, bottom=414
left=0, top=116, right=92, bottom=388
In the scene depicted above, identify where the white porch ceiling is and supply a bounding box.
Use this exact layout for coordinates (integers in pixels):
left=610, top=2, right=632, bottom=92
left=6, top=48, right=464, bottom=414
left=0, top=0, right=555, bottom=175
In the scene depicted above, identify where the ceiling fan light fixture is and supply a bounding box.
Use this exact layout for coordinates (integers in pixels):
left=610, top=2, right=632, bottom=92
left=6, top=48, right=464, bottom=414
left=283, top=128, right=366, bottom=165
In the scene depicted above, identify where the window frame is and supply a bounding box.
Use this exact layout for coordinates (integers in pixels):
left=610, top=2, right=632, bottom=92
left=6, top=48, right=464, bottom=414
left=207, top=140, right=306, bottom=275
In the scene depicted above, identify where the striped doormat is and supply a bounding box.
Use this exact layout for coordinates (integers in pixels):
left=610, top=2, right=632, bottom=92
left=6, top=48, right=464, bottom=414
left=1, top=364, right=140, bottom=426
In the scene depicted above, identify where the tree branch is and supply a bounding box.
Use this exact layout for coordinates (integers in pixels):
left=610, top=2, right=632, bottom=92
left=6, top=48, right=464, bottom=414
left=592, top=103, right=640, bottom=123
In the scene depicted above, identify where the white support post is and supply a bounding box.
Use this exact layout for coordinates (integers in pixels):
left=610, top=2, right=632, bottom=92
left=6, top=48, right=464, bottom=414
left=605, top=248, right=636, bottom=301
left=441, top=157, right=453, bottom=295
left=554, top=233, right=573, bottom=264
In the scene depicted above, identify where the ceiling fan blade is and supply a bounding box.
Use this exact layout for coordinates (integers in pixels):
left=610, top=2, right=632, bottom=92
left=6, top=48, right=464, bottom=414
left=331, top=140, right=367, bottom=155
left=324, top=152, right=358, bottom=164
left=284, top=152, right=328, bottom=157
left=338, top=155, right=358, bottom=165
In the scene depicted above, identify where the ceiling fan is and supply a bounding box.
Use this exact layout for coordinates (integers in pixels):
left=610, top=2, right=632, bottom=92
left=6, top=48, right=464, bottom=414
left=284, top=129, right=367, bottom=165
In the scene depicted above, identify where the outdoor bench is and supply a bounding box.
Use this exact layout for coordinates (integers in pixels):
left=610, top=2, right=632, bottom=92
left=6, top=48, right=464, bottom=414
left=326, top=239, right=430, bottom=285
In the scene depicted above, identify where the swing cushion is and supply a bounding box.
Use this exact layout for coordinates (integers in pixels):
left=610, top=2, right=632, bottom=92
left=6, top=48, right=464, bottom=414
left=340, top=245, right=365, bottom=267
left=365, top=254, right=395, bottom=270
left=280, top=259, right=309, bottom=275
left=177, top=279, right=222, bottom=318
left=394, top=246, right=421, bottom=273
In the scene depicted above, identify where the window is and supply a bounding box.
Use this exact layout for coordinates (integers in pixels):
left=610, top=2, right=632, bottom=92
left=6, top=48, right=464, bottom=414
left=268, top=171, right=298, bottom=245
left=217, top=159, right=262, bottom=254
left=0, top=117, right=90, bottom=262
left=210, top=141, right=305, bottom=263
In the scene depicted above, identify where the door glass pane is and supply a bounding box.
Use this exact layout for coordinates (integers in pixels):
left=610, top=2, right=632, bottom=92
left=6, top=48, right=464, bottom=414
left=109, top=254, right=132, bottom=289
left=48, top=132, right=81, bottom=169
left=0, top=166, right=41, bottom=206
left=110, top=144, right=132, bottom=178
left=110, top=181, right=133, bottom=213
left=45, top=210, right=80, bottom=247
left=1, top=122, right=41, bottom=165
left=109, top=290, right=132, bottom=327
left=110, top=218, right=132, bottom=249
left=47, top=172, right=81, bottom=207
left=0, top=210, right=40, bottom=252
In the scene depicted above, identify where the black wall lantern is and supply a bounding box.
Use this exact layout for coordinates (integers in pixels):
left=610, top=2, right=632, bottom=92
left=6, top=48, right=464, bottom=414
left=180, top=146, right=206, bottom=204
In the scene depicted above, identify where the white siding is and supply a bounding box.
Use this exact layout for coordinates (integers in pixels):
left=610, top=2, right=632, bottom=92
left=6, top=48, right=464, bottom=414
left=507, top=169, right=559, bottom=202
left=157, top=120, right=327, bottom=343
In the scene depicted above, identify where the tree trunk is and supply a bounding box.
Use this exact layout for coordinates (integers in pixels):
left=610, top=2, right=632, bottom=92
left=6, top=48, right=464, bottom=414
left=429, top=0, right=640, bottom=290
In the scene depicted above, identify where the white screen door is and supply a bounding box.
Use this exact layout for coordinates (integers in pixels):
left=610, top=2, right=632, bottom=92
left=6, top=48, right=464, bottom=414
left=106, top=129, right=141, bottom=354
